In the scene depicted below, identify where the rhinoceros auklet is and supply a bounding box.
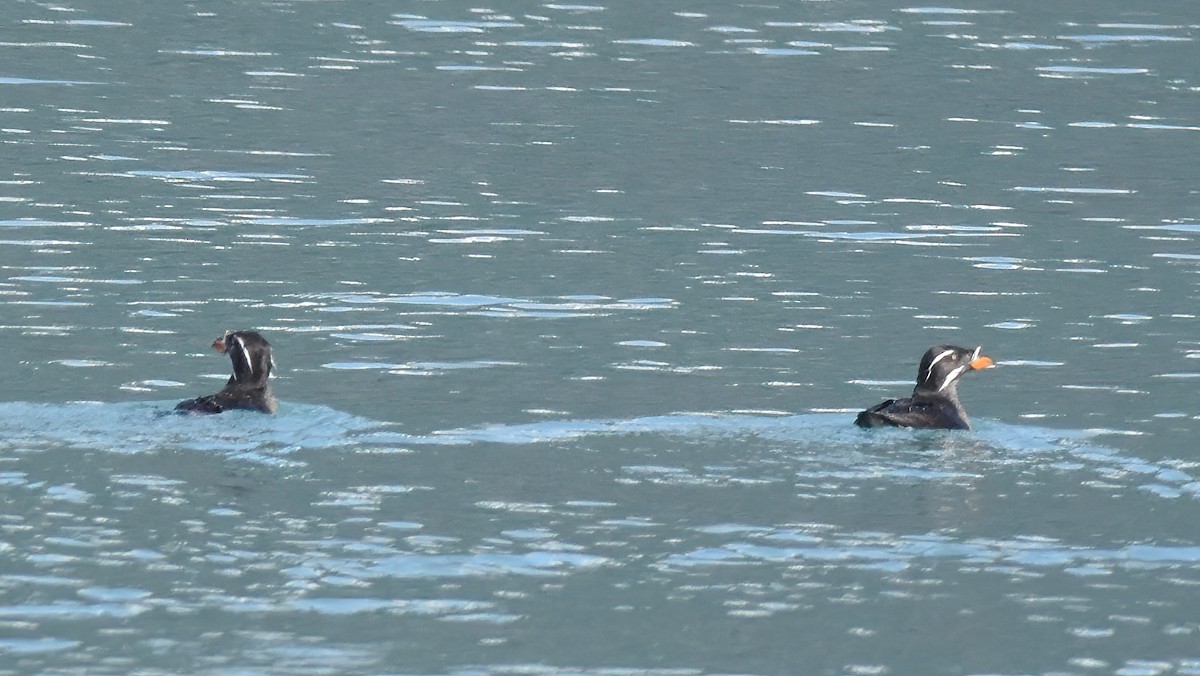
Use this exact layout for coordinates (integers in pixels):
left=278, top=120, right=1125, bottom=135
left=854, top=345, right=994, bottom=430
left=175, top=330, right=277, bottom=414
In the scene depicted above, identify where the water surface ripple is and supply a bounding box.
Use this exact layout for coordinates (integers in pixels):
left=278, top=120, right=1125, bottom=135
left=2, top=0, right=1199, bottom=673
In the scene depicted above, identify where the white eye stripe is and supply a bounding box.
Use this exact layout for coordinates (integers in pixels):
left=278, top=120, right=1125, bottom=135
left=926, top=348, right=957, bottom=380
left=937, top=363, right=970, bottom=391
left=971, top=346, right=981, bottom=360
left=231, top=335, right=253, bottom=376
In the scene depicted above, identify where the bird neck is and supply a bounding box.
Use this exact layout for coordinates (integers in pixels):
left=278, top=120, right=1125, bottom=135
left=228, top=372, right=269, bottom=389
left=912, top=382, right=960, bottom=403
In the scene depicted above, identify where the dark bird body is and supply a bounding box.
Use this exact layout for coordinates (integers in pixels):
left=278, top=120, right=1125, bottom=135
left=175, top=330, right=277, bottom=414
left=855, top=345, right=994, bottom=430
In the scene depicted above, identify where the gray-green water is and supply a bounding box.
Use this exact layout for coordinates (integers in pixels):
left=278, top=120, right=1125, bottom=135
left=2, top=1, right=1199, bottom=673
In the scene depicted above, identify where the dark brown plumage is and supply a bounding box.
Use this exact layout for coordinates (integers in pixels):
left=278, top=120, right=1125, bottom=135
left=855, top=345, right=994, bottom=430
left=175, top=330, right=277, bottom=415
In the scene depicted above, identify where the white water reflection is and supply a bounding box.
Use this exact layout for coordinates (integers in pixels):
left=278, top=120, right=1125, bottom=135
left=6, top=400, right=1195, bottom=507
left=662, top=530, right=1200, bottom=571
left=4, top=0, right=1200, bottom=672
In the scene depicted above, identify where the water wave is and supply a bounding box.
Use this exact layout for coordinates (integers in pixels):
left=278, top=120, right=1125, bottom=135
left=4, top=403, right=1191, bottom=502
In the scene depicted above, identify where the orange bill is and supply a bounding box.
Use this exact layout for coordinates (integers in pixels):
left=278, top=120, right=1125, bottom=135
left=212, top=334, right=228, bottom=353
left=970, top=355, right=994, bottom=370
